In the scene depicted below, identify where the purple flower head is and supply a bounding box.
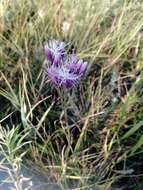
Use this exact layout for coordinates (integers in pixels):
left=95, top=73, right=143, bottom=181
left=65, top=55, right=87, bottom=76
left=44, top=40, right=88, bottom=89
left=47, top=65, right=80, bottom=89
left=44, top=40, right=65, bottom=66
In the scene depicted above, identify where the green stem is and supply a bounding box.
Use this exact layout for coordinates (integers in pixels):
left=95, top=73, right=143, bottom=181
left=57, top=88, right=68, bottom=124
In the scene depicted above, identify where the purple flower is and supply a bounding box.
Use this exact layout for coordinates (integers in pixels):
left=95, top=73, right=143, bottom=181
left=46, top=55, right=87, bottom=89
left=44, top=40, right=88, bottom=89
left=44, top=40, right=65, bottom=66
left=65, top=55, right=87, bottom=76
left=47, top=65, right=79, bottom=88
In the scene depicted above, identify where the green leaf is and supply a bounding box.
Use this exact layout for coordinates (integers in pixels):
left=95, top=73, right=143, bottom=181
left=130, top=135, right=143, bottom=156
left=121, top=120, right=143, bottom=140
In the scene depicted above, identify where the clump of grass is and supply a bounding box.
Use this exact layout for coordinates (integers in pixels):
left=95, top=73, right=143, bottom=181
left=1, top=0, right=143, bottom=189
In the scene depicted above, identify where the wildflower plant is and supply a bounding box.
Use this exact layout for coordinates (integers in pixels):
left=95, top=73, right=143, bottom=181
left=44, top=40, right=87, bottom=123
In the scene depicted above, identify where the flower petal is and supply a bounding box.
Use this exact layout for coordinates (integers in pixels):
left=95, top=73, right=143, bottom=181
left=63, top=79, right=74, bottom=88
left=78, top=61, right=87, bottom=75
left=44, top=44, right=54, bottom=63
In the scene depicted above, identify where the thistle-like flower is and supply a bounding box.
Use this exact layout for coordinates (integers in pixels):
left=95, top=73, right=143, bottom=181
left=65, top=55, right=87, bottom=76
left=44, top=39, right=65, bottom=66
left=44, top=40, right=87, bottom=89
left=47, top=65, right=80, bottom=88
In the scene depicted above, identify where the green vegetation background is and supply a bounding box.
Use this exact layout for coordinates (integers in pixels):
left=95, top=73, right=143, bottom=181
left=0, top=0, right=143, bottom=189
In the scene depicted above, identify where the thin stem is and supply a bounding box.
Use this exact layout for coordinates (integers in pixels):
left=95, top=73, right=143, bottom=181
left=57, top=88, right=73, bottom=154
left=63, top=89, right=68, bottom=124
left=57, top=88, right=68, bottom=124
